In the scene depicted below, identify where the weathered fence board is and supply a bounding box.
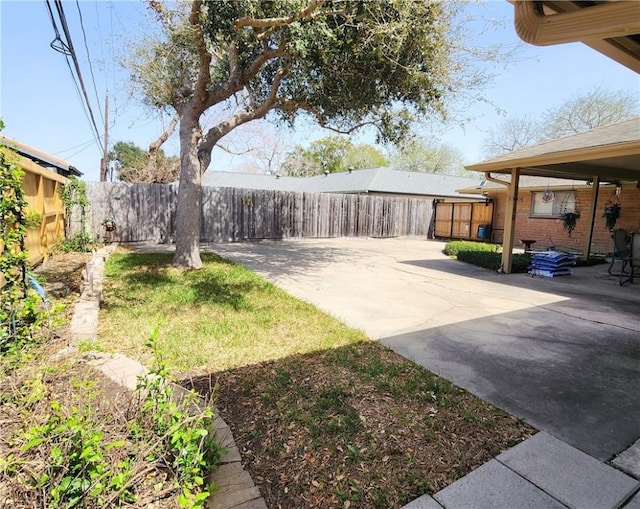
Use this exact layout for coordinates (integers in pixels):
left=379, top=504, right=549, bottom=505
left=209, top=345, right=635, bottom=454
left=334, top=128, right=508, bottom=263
left=84, top=182, right=433, bottom=243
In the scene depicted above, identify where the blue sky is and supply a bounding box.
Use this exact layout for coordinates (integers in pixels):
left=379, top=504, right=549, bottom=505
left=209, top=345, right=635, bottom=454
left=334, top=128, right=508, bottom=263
left=1, top=1, right=638, bottom=182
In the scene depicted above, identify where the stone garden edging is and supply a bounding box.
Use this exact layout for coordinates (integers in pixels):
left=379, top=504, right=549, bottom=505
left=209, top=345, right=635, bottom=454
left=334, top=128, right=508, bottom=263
left=65, top=245, right=266, bottom=509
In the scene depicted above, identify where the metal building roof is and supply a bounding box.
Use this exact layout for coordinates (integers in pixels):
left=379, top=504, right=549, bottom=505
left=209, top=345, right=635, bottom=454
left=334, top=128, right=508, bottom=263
left=201, top=167, right=483, bottom=199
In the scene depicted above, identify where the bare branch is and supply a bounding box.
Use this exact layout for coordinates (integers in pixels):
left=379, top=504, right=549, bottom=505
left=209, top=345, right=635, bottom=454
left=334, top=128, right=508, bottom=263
left=148, top=114, right=179, bottom=154
left=216, top=143, right=253, bottom=156
left=145, top=113, right=179, bottom=176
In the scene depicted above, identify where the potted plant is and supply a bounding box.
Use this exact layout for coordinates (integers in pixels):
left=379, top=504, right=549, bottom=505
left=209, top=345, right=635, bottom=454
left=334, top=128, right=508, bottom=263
left=603, top=203, right=621, bottom=231
left=561, top=212, right=579, bottom=237
left=101, top=217, right=116, bottom=232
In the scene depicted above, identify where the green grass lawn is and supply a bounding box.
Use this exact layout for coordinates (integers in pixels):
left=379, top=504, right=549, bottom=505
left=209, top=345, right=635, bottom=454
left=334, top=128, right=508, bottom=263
left=99, top=252, right=367, bottom=374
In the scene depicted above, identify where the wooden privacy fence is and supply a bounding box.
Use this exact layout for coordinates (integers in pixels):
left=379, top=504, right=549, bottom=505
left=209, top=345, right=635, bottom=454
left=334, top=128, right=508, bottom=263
left=84, top=182, right=433, bottom=243
left=1, top=148, right=67, bottom=266
left=433, top=200, right=494, bottom=241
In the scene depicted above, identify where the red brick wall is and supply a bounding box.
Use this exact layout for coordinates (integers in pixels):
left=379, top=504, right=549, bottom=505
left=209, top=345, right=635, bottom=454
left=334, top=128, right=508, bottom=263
left=489, top=183, right=640, bottom=254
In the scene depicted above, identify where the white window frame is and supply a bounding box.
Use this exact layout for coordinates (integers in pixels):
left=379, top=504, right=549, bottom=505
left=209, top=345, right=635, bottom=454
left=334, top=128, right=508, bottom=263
left=530, top=190, right=576, bottom=217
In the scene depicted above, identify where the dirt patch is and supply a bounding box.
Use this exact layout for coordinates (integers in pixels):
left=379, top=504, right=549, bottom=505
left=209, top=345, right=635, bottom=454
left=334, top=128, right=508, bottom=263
left=33, top=252, right=90, bottom=298
left=187, top=342, right=536, bottom=509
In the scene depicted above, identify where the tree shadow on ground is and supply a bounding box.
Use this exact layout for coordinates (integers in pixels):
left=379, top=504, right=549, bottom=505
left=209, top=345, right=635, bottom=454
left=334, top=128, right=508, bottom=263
left=103, top=252, right=263, bottom=311
left=199, top=240, right=356, bottom=281
left=379, top=303, right=640, bottom=462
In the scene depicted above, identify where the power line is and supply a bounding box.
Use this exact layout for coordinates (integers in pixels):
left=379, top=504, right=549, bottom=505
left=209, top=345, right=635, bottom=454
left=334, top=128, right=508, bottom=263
left=44, top=0, right=102, bottom=151
left=66, top=141, right=100, bottom=160
left=52, top=138, right=96, bottom=155
left=54, top=0, right=102, bottom=144
left=75, top=0, right=105, bottom=127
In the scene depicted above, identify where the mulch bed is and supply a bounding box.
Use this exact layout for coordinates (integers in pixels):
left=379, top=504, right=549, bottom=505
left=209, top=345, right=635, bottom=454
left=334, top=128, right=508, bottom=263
left=187, top=342, right=536, bottom=509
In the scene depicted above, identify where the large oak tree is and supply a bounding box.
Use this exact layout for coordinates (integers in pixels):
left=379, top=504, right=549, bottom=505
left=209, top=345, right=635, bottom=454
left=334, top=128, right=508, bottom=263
left=131, top=0, right=485, bottom=268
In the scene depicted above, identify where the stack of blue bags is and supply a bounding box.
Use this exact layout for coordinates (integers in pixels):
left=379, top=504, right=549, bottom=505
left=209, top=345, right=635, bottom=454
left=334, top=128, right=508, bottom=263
left=528, top=251, right=577, bottom=277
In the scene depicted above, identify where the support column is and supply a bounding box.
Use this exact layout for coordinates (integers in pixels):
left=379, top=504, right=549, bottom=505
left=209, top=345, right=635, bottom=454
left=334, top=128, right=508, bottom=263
left=583, top=176, right=600, bottom=259
left=501, top=168, right=520, bottom=274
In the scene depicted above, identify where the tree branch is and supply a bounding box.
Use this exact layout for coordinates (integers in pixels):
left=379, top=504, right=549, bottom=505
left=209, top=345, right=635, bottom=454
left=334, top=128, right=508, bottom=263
left=148, top=113, right=179, bottom=154
left=278, top=99, right=376, bottom=135
left=189, top=0, right=211, bottom=107
left=198, top=69, right=287, bottom=171
left=204, top=47, right=285, bottom=111
left=145, top=113, right=179, bottom=175
left=234, top=0, right=326, bottom=29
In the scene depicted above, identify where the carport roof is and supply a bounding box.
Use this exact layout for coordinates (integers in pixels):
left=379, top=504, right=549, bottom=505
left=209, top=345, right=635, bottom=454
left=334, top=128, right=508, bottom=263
left=465, top=117, right=640, bottom=183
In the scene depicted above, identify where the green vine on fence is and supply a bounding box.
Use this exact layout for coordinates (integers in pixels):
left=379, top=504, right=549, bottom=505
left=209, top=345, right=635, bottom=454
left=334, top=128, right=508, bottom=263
left=0, top=119, right=36, bottom=351
left=60, top=176, right=94, bottom=252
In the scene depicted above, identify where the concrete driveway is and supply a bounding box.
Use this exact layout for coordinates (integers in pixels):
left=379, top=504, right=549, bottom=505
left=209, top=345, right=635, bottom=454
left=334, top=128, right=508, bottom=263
left=136, top=237, right=640, bottom=462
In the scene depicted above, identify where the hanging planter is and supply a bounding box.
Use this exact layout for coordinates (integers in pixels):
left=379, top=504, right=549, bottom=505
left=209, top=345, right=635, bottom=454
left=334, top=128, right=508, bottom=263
left=561, top=212, right=579, bottom=237
left=101, top=218, right=117, bottom=232
left=603, top=203, right=621, bottom=231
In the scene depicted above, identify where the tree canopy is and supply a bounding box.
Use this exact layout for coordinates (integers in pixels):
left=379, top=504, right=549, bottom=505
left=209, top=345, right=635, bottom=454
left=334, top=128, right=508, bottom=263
left=109, top=141, right=180, bottom=183
left=280, top=136, right=387, bottom=177
left=390, top=137, right=467, bottom=175
left=129, top=0, right=490, bottom=267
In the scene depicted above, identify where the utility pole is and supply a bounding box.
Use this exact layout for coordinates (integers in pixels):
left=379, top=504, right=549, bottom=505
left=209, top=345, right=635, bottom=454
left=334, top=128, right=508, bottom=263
left=100, top=94, right=109, bottom=181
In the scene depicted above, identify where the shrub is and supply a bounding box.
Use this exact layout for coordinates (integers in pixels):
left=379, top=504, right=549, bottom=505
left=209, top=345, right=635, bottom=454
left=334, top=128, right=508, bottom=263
left=456, top=251, right=532, bottom=273
left=443, top=241, right=497, bottom=257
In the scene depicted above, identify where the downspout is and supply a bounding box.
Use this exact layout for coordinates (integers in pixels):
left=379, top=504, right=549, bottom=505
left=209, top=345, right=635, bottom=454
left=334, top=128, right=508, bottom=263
left=485, top=172, right=511, bottom=188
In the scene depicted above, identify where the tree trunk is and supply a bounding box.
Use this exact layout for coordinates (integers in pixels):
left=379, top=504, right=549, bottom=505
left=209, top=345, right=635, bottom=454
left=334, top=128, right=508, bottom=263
left=173, top=112, right=203, bottom=269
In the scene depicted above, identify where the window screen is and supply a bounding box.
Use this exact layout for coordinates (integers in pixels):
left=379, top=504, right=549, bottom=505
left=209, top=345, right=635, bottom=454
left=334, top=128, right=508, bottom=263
left=530, top=191, right=575, bottom=217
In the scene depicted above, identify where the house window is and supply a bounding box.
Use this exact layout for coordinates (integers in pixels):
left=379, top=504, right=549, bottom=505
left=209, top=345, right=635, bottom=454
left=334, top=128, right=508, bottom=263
left=530, top=191, right=575, bottom=217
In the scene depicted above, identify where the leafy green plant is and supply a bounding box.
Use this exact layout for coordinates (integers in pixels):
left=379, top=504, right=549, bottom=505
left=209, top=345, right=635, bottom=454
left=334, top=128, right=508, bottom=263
left=561, top=212, right=579, bottom=237
left=0, top=121, right=43, bottom=351
left=24, top=210, right=43, bottom=230
left=135, top=329, right=222, bottom=508
left=19, top=399, right=135, bottom=508
left=54, top=231, right=98, bottom=254
left=60, top=176, right=93, bottom=252
left=444, top=241, right=498, bottom=257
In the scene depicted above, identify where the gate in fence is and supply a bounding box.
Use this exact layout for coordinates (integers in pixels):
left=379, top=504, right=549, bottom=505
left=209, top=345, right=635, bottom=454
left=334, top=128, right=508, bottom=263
left=433, top=200, right=494, bottom=241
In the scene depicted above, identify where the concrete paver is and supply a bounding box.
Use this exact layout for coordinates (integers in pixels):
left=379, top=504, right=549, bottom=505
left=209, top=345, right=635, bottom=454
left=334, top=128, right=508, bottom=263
left=623, top=492, right=640, bottom=509
left=614, top=439, right=640, bottom=480
left=497, top=432, right=639, bottom=509
left=433, top=460, right=567, bottom=509
left=208, top=486, right=262, bottom=508
left=402, top=494, right=444, bottom=508
left=88, top=353, right=147, bottom=390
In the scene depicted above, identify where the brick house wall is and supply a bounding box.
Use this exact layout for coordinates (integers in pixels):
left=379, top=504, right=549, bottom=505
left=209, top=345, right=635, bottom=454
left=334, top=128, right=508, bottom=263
left=488, top=183, right=640, bottom=254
